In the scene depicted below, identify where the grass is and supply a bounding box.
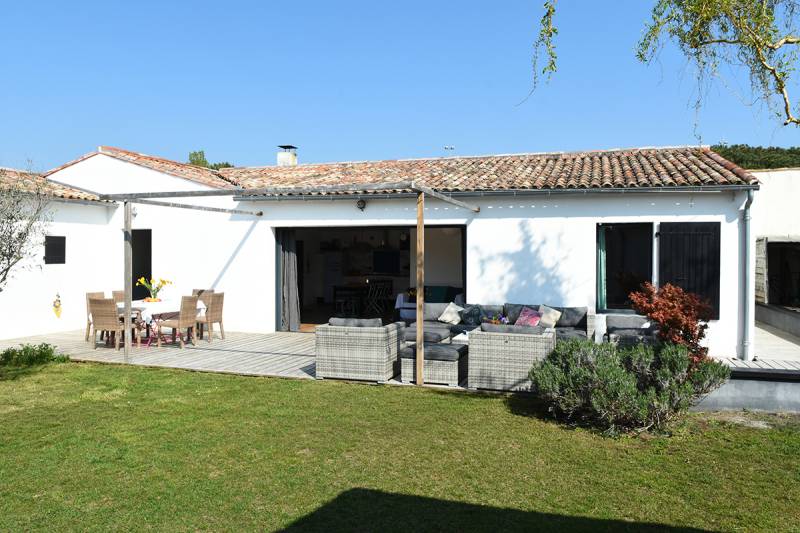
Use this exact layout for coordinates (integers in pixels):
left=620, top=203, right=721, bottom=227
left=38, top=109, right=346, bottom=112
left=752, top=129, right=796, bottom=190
left=0, top=363, right=798, bottom=532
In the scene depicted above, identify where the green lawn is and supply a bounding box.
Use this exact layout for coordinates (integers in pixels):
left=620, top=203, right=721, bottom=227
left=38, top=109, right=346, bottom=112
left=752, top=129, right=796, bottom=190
left=1, top=363, right=798, bottom=532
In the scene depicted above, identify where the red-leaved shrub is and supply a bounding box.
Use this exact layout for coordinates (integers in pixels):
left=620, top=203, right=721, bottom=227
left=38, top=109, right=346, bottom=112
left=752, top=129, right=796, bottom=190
left=629, top=283, right=713, bottom=364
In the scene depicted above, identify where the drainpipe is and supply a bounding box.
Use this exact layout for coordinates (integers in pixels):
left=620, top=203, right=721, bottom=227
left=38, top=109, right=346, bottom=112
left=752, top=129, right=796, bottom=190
left=742, top=190, right=754, bottom=360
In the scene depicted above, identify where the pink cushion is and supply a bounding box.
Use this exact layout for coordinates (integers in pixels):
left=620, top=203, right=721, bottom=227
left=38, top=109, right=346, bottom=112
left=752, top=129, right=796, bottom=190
left=515, top=306, right=541, bottom=327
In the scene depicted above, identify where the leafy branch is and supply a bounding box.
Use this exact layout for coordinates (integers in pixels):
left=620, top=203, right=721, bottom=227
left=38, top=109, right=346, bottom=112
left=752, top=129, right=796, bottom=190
left=532, top=0, right=800, bottom=127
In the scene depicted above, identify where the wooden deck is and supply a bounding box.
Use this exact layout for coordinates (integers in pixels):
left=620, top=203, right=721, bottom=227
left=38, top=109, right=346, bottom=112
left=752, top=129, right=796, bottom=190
left=0, top=330, right=316, bottom=379
left=3, top=326, right=800, bottom=382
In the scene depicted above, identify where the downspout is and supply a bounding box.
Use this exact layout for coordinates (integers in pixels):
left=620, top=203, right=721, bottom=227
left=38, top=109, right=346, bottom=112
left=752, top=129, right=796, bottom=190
left=742, top=190, right=755, bottom=360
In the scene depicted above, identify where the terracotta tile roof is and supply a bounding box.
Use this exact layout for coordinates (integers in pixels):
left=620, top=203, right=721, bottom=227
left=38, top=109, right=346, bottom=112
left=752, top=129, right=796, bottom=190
left=0, top=167, right=106, bottom=203
left=220, top=146, right=758, bottom=196
left=97, top=146, right=239, bottom=189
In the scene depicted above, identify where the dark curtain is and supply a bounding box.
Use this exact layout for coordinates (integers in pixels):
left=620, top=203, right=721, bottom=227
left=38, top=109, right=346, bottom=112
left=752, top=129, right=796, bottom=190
left=278, top=229, right=301, bottom=331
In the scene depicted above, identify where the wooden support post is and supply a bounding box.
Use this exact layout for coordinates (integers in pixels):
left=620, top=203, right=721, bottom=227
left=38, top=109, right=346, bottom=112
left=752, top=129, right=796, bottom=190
left=123, top=201, right=133, bottom=361
left=416, top=192, right=425, bottom=385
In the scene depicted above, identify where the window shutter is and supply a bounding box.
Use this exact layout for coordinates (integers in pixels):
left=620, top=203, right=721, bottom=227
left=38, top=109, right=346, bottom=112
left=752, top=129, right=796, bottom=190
left=44, top=236, right=66, bottom=265
left=658, top=222, right=720, bottom=319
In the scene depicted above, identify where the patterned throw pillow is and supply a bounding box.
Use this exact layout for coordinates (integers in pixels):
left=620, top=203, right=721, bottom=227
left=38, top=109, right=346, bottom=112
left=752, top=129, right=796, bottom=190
left=538, top=304, right=563, bottom=329
left=515, top=306, right=541, bottom=327
left=437, top=302, right=464, bottom=325
left=459, top=305, right=482, bottom=326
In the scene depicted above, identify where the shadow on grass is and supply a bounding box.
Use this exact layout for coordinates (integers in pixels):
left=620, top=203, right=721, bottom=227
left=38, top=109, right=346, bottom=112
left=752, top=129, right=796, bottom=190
left=0, top=364, right=49, bottom=381
left=0, top=362, right=68, bottom=382
left=280, top=488, right=709, bottom=532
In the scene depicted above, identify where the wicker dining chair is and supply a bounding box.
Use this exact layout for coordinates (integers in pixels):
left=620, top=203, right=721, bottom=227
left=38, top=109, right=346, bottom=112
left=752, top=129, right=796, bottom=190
left=158, top=295, right=199, bottom=348
left=196, top=292, right=225, bottom=343
left=85, top=291, right=105, bottom=341
left=112, top=290, right=125, bottom=304
left=89, top=298, right=126, bottom=350
left=192, top=288, right=215, bottom=308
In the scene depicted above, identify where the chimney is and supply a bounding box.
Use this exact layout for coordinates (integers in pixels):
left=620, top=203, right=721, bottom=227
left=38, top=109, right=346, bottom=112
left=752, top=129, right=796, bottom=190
left=277, top=145, right=298, bottom=166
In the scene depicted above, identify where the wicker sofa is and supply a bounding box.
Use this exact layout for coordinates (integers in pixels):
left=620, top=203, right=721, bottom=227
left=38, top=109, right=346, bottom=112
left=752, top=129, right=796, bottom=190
left=315, top=318, right=404, bottom=383
left=467, top=326, right=556, bottom=391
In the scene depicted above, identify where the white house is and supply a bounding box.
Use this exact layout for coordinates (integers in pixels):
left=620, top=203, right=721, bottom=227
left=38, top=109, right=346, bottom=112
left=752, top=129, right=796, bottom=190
left=0, top=145, right=759, bottom=360
left=751, top=167, right=800, bottom=336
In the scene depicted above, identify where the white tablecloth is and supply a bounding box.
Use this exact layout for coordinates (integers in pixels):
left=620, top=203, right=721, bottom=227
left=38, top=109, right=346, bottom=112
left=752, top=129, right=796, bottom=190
left=119, top=299, right=205, bottom=324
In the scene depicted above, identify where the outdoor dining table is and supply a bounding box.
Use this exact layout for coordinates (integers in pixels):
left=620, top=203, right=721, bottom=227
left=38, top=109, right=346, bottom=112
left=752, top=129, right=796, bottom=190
left=118, top=299, right=206, bottom=346
left=119, top=299, right=205, bottom=324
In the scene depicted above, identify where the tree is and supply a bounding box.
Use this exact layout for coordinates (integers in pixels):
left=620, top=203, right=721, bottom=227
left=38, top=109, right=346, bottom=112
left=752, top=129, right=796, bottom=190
left=711, top=142, right=800, bottom=167
left=188, top=150, right=233, bottom=170
left=0, top=168, right=51, bottom=293
left=533, top=1, right=800, bottom=126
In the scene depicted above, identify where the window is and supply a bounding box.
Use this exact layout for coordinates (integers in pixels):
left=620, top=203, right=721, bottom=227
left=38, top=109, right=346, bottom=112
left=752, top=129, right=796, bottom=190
left=44, top=236, right=66, bottom=264
left=597, top=223, right=653, bottom=310
left=658, top=222, right=721, bottom=319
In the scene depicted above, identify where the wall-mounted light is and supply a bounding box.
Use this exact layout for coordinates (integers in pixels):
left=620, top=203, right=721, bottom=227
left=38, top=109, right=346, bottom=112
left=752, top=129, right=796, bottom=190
left=356, top=199, right=366, bottom=211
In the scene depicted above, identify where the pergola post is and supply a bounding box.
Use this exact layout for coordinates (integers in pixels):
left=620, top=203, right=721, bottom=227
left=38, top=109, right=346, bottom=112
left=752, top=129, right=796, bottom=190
left=123, top=201, right=133, bottom=361
left=415, top=192, right=425, bottom=385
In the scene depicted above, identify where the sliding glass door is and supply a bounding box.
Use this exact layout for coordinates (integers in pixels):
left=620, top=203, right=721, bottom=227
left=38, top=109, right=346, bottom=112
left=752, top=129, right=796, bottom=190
left=597, top=223, right=653, bottom=311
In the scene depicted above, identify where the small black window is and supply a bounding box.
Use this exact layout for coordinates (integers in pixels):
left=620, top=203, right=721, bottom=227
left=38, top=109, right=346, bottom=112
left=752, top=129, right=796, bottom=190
left=658, top=222, right=721, bottom=319
left=44, top=236, right=66, bottom=264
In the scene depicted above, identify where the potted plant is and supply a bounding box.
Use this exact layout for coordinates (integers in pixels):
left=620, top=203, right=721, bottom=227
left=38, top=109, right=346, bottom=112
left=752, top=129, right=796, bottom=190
left=136, top=277, right=172, bottom=302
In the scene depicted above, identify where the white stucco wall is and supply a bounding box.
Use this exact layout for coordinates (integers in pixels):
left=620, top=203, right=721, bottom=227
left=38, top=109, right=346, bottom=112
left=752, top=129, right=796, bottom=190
left=2, top=153, right=754, bottom=359
left=751, top=168, right=800, bottom=240
left=242, top=191, right=753, bottom=359
left=0, top=201, right=120, bottom=339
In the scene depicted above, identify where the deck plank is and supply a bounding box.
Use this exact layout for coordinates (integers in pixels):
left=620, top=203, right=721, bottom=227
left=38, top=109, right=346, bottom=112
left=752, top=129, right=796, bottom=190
left=0, top=330, right=317, bottom=379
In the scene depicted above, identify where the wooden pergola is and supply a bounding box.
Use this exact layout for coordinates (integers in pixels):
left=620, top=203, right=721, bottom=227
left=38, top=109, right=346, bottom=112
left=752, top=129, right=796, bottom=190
left=100, top=181, right=479, bottom=385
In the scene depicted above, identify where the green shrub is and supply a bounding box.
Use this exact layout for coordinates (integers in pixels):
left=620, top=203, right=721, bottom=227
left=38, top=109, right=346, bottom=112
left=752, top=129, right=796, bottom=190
left=530, top=339, right=730, bottom=434
left=0, top=343, right=67, bottom=367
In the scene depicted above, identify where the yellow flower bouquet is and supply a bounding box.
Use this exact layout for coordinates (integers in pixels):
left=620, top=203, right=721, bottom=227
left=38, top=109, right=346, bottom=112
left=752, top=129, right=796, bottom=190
left=136, top=277, right=172, bottom=302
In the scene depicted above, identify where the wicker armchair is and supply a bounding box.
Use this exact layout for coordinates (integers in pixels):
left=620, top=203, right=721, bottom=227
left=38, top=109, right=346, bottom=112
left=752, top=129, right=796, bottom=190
left=196, top=292, right=225, bottom=342
left=85, top=291, right=104, bottom=341
left=467, top=329, right=556, bottom=391
left=315, top=322, right=403, bottom=382
left=158, top=295, right=199, bottom=348
left=89, top=298, right=127, bottom=350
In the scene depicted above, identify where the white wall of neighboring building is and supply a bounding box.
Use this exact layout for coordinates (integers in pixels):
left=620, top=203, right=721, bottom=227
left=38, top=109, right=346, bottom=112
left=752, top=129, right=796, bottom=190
left=751, top=168, right=800, bottom=239
left=0, top=201, right=120, bottom=339
left=2, top=153, right=754, bottom=359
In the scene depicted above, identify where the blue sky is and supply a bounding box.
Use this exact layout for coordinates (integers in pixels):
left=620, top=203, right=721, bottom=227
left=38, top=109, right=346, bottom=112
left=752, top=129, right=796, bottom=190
left=1, top=0, right=798, bottom=171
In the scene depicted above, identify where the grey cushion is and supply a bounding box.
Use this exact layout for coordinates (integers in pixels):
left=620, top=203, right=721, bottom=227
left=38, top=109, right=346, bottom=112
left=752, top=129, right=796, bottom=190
left=607, top=328, right=657, bottom=337
left=555, top=327, right=588, bottom=340
left=399, top=342, right=467, bottom=362
left=480, top=323, right=545, bottom=335
left=328, top=317, right=383, bottom=327
left=423, top=303, right=450, bottom=321
left=406, top=321, right=451, bottom=340
left=403, top=330, right=445, bottom=343
left=605, top=314, right=650, bottom=330
left=459, top=305, right=482, bottom=326
left=552, top=307, right=588, bottom=328
left=504, top=303, right=539, bottom=324
left=450, top=323, right=479, bottom=335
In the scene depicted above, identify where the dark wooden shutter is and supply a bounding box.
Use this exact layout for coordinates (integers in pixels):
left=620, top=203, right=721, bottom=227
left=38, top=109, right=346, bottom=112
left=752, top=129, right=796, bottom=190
left=44, top=236, right=66, bottom=264
left=658, top=222, right=720, bottom=319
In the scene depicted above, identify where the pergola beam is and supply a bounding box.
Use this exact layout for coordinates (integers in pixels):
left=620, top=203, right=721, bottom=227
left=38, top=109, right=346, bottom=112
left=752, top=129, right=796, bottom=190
left=99, top=181, right=415, bottom=201
left=416, top=191, right=425, bottom=385
left=123, top=201, right=133, bottom=360
left=131, top=198, right=263, bottom=216
left=411, top=182, right=480, bottom=213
